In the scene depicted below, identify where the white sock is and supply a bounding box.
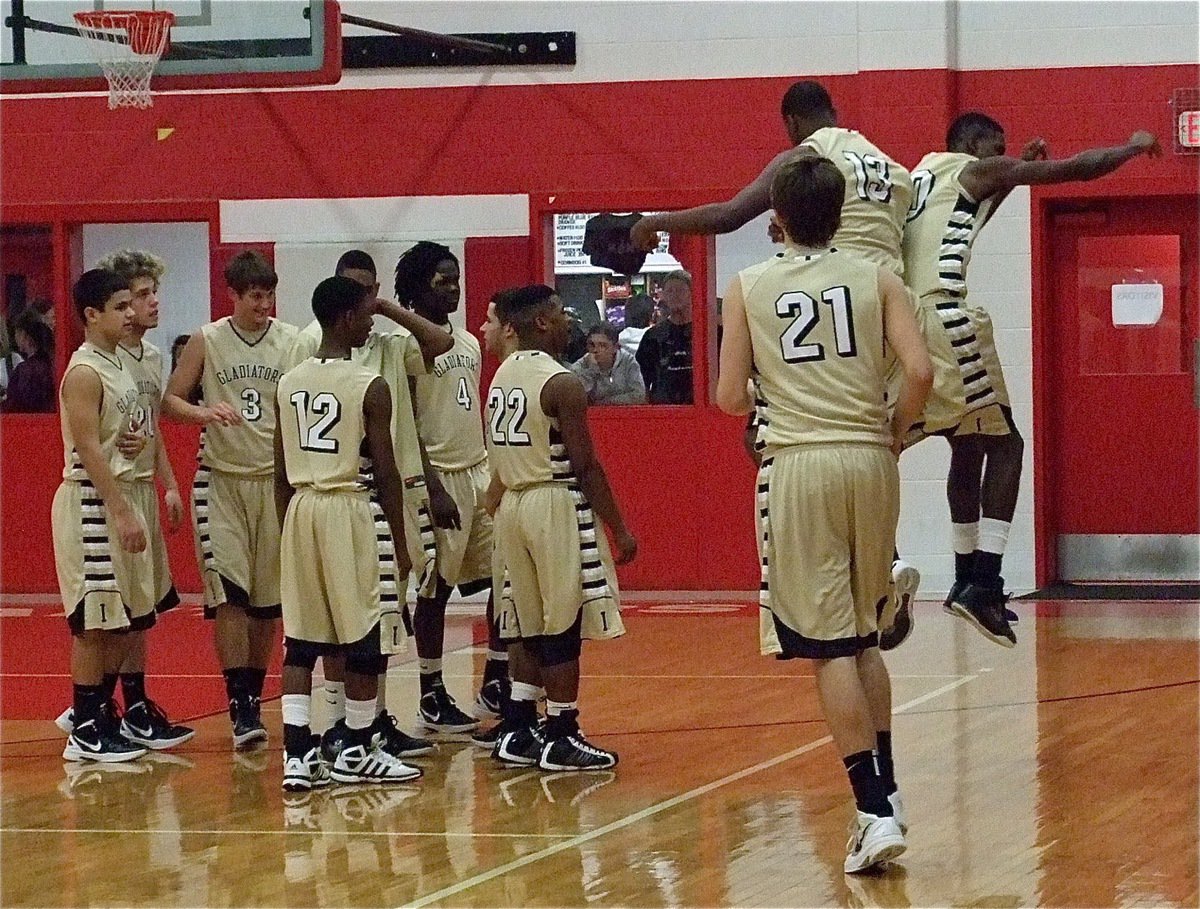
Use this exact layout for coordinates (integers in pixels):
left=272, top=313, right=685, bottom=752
left=511, top=681, right=541, bottom=702
left=324, top=680, right=346, bottom=724
left=374, top=671, right=388, bottom=714
left=418, top=658, right=442, bottom=676
left=486, top=650, right=509, bottom=663
left=346, top=697, right=376, bottom=731
left=281, top=693, right=310, bottom=729
left=546, top=699, right=578, bottom=716
left=978, top=517, right=1010, bottom=555
left=952, top=521, right=979, bottom=555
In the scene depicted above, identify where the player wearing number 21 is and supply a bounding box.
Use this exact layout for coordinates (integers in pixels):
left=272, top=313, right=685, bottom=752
left=717, top=156, right=931, bottom=872
left=163, top=251, right=298, bottom=749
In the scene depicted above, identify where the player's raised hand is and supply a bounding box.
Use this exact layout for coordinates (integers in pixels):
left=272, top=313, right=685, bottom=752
left=1020, top=138, right=1048, bottom=161
left=613, top=529, right=638, bottom=564
left=1129, top=130, right=1162, bottom=157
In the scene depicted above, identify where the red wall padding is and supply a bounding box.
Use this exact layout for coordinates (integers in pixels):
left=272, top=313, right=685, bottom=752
left=1, top=64, right=1196, bottom=593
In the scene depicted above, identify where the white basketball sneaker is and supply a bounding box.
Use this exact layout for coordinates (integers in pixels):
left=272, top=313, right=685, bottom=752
left=844, top=810, right=906, bottom=873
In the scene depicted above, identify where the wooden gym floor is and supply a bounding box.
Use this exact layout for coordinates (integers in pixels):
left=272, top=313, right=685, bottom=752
left=0, top=597, right=1196, bottom=908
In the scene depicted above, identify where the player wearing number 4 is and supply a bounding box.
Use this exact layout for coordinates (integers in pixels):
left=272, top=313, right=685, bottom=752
left=902, top=115, right=1162, bottom=648
left=717, top=157, right=932, bottom=871
left=164, top=251, right=298, bottom=749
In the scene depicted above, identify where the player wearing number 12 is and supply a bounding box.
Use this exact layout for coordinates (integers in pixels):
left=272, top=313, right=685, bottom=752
left=163, top=251, right=298, bottom=749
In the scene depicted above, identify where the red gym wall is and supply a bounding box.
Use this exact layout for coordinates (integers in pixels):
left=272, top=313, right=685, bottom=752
left=1, top=64, right=1196, bottom=594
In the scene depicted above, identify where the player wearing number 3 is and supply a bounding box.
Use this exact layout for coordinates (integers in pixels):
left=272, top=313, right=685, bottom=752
left=164, top=251, right=298, bottom=749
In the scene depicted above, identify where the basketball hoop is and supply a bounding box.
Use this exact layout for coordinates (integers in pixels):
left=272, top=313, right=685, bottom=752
left=74, top=10, right=175, bottom=109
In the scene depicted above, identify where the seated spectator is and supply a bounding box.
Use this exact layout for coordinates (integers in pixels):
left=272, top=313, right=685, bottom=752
left=571, top=322, right=646, bottom=405
left=171, top=333, right=202, bottom=404
left=636, top=269, right=693, bottom=404
left=2, top=310, right=55, bottom=413
left=0, top=318, right=23, bottom=405
left=620, top=293, right=653, bottom=357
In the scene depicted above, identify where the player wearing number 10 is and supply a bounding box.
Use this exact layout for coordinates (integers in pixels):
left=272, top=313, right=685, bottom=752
left=717, top=156, right=932, bottom=872
left=163, top=251, right=299, bottom=749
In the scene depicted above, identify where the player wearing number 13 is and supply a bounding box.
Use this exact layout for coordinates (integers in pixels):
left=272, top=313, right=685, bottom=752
left=163, top=251, right=298, bottom=748
left=717, top=157, right=932, bottom=871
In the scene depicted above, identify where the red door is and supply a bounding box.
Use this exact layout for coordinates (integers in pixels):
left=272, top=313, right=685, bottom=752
left=1046, top=195, right=1199, bottom=581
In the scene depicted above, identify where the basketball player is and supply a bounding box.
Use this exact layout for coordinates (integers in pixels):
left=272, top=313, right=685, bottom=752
left=54, top=252, right=194, bottom=749
left=276, top=275, right=421, bottom=790
left=904, top=116, right=1161, bottom=646
left=489, top=284, right=637, bottom=771
left=54, top=269, right=151, bottom=762
left=395, top=241, right=507, bottom=735
left=630, top=79, right=922, bottom=642
left=288, top=250, right=452, bottom=761
left=163, top=251, right=298, bottom=748
left=716, top=157, right=932, bottom=871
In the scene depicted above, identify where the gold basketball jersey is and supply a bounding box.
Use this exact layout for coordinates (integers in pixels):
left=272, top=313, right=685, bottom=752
left=413, top=326, right=486, bottom=471
left=799, top=127, right=913, bottom=277
left=739, top=247, right=890, bottom=449
left=278, top=358, right=377, bottom=493
left=290, top=320, right=425, bottom=484
left=902, top=152, right=995, bottom=300
left=117, top=338, right=163, bottom=482
left=199, top=317, right=298, bottom=476
left=59, top=342, right=142, bottom=482
left=486, top=349, right=574, bottom=490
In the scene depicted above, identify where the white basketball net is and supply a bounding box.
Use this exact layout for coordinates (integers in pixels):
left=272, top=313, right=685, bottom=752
left=74, top=10, right=175, bottom=109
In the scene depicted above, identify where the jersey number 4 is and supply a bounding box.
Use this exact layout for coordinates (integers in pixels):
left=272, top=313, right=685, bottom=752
left=289, top=390, right=342, bottom=453
left=776, top=285, right=857, bottom=363
left=487, top=387, right=532, bottom=446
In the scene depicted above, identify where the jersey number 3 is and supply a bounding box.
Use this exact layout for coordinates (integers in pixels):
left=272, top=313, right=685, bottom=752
left=289, top=390, right=342, bottom=453
left=776, top=286, right=857, bottom=363
left=487, top=387, right=532, bottom=446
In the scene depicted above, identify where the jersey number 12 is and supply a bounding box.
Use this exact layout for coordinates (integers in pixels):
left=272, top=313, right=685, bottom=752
left=289, top=390, right=342, bottom=453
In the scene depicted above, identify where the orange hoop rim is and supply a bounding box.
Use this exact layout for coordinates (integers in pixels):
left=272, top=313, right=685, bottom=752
left=73, top=9, right=177, bottom=29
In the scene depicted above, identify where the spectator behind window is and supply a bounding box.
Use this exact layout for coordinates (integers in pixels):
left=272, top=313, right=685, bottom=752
left=572, top=322, right=646, bottom=406
left=30, top=297, right=55, bottom=332
left=636, top=269, right=694, bottom=404
left=0, top=316, right=23, bottom=404
left=2, top=309, right=55, bottom=413
left=171, top=333, right=202, bottom=405
left=620, top=293, right=653, bottom=357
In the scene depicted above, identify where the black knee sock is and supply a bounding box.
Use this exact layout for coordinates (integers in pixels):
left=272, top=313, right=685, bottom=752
left=954, top=552, right=975, bottom=585
left=483, top=657, right=509, bottom=685
left=504, top=697, right=538, bottom=727
left=875, top=731, right=897, bottom=796
left=972, top=550, right=1003, bottom=585
left=245, top=667, right=267, bottom=700
left=120, top=672, right=146, bottom=708
left=102, top=672, right=119, bottom=704
left=843, top=750, right=892, bottom=817
left=419, top=671, right=443, bottom=696
left=73, top=684, right=105, bottom=726
left=223, top=667, right=248, bottom=703
left=283, top=723, right=311, bottom=757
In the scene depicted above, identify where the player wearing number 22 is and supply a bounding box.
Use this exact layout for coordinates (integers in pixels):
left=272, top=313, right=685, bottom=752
left=163, top=251, right=298, bottom=749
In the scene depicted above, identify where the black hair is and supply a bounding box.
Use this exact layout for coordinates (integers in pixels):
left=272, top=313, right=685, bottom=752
left=587, top=321, right=621, bottom=346
left=625, top=293, right=653, bottom=329
left=780, top=80, right=834, bottom=120
left=13, top=309, right=53, bottom=360
left=224, top=251, right=278, bottom=294
left=947, top=112, right=1004, bottom=152
left=495, top=284, right=557, bottom=335
left=394, top=241, right=457, bottom=305
left=770, top=156, right=846, bottom=248
left=312, top=275, right=370, bottom=329
left=335, top=249, right=377, bottom=278
left=72, top=268, right=129, bottom=323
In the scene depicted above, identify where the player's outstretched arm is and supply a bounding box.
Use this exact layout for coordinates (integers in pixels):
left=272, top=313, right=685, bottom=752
left=364, top=376, right=413, bottom=579
left=272, top=396, right=294, bottom=531
left=543, top=373, right=637, bottom=564
left=163, top=332, right=241, bottom=427
left=962, top=131, right=1161, bottom=201
left=630, top=148, right=795, bottom=251
left=62, top=365, right=146, bottom=553
left=879, top=271, right=933, bottom=457
left=715, top=278, right=755, bottom=416
left=376, top=299, right=454, bottom=367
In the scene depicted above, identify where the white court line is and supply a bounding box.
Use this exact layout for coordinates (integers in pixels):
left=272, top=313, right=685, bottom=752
left=404, top=675, right=976, bottom=909
left=0, top=608, right=33, bottom=617
left=0, top=827, right=573, bottom=839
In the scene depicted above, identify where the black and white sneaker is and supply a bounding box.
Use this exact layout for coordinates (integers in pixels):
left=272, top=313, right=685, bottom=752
left=946, top=578, right=1017, bottom=624
left=371, top=712, right=436, bottom=758
left=320, top=719, right=350, bottom=764
left=54, top=706, right=76, bottom=735
left=475, top=677, right=510, bottom=719
left=331, top=743, right=423, bottom=784
left=121, top=700, right=195, bottom=750
left=282, top=744, right=332, bottom=792
left=417, top=686, right=479, bottom=733
left=471, top=722, right=505, bottom=749
left=63, top=717, right=147, bottom=763
left=537, top=731, right=618, bottom=771
left=844, top=811, right=906, bottom=873
left=495, top=723, right=545, bottom=767
left=231, top=696, right=268, bottom=750
left=879, top=561, right=920, bottom=652
left=945, top=582, right=1017, bottom=648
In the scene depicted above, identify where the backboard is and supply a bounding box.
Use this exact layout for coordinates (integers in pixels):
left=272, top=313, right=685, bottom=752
left=0, top=0, right=340, bottom=94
